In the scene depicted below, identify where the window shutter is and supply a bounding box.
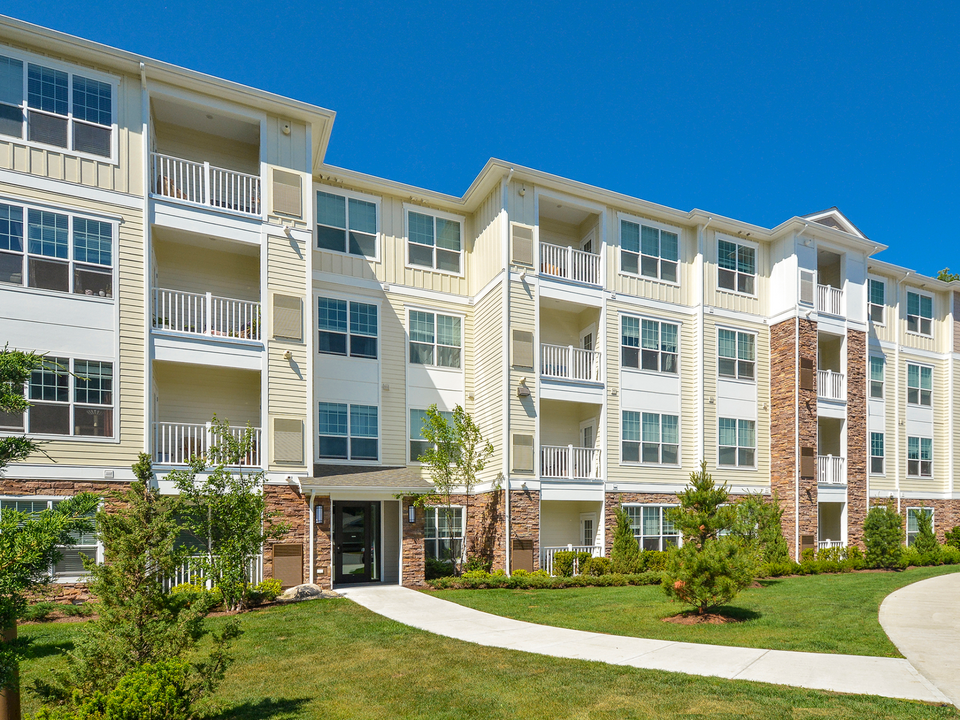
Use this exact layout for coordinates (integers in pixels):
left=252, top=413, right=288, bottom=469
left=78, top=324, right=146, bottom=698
left=799, top=269, right=815, bottom=305
left=512, top=330, right=534, bottom=368
left=272, top=170, right=302, bottom=218
left=511, top=223, right=534, bottom=266
left=800, top=357, right=815, bottom=391
left=273, top=418, right=303, bottom=464
left=512, top=433, right=534, bottom=472
left=273, top=294, right=302, bottom=341
left=800, top=446, right=816, bottom=478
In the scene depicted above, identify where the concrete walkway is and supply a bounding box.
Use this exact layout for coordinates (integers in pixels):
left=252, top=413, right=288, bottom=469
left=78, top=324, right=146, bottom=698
left=340, top=585, right=950, bottom=705
left=881, top=571, right=960, bottom=707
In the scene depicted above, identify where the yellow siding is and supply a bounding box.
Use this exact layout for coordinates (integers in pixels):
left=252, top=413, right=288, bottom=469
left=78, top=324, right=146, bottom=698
left=507, top=178, right=537, bottom=227
left=380, top=294, right=408, bottom=465
left=153, top=121, right=258, bottom=174
left=467, top=185, right=502, bottom=295
left=868, top=271, right=898, bottom=345
left=509, top=280, right=536, bottom=455
left=897, top=355, right=950, bottom=494
left=898, top=283, right=948, bottom=354
left=153, top=235, right=259, bottom=302
left=472, top=282, right=504, bottom=483
left=264, top=116, right=310, bottom=173
left=154, top=364, right=259, bottom=426
left=704, top=230, right=767, bottom=316
left=608, top=207, right=693, bottom=306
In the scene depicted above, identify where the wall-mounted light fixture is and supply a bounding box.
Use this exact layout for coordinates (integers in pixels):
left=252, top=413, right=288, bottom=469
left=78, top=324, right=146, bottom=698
left=283, top=349, right=293, bottom=360
left=408, top=504, right=416, bottom=523
left=315, top=504, right=323, bottom=525
left=517, top=377, right=531, bottom=398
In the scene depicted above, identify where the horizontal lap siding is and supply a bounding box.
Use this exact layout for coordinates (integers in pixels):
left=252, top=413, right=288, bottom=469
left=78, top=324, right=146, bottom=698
left=154, top=365, right=259, bottom=426
left=154, top=240, right=260, bottom=301
left=380, top=294, right=408, bottom=465
left=509, top=281, right=535, bottom=454
left=897, top=356, right=950, bottom=495
left=473, top=283, right=503, bottom=484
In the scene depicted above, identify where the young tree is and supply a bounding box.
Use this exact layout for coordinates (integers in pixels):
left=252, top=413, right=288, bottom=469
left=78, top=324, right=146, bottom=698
left=169, top=417, right=287, bottom=611
left=0, top=347, right=45, bottom=471
left=912, top=507, right=938, bottom=555
left=609, top=505, right=640, bottom=574
left=732, top=492, right=790, bottom=565
left=863, top=502, right=905, bottom=569
left=661, top=461, right=752, bottom=614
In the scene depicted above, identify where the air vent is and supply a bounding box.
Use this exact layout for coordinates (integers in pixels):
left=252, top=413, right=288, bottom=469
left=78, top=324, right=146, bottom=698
left=272, top=169, right=302, bottom=218
left=800, top=446, right=816, bottom=478
left=273, top=418, right=304, bottom=464
left=512, top=433, right=534, bottom=472
left=800, top=357, right=815, bottom=391
left=273, top=294, right=302, bottom=341
left=511, top=223, right=535, bottom=266
left=799, top=269, right=815, bottom=306
left=512, top=330, right=534, bottom=368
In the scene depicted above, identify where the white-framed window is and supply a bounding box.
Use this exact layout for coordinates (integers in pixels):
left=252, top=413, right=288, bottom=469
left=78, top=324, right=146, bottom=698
left=317, top=402, right=379, bottom=461
left=409, top=408, right=454, bottom=462
left=424, top=505, right=464, bottom=561
left=317, top=297, right=378, bottom=359
left=717, top=238, right=756, bottom=295
left=619, top=217, right=679, bottom=283
left=621, top=316, right=678, bottom=373
left=408, top=310, right=462, bottom=369
left=0, top=201, right=113, bottom=297
left=870, top=432, right=884, bottom=475
left=0, top=498, right=98, bottom=577
left=315, top=188, right=379, bottom=259
left=621, top=411, right=679, bottom=465
left=906, top=507, right=933, bottom=546
left=717, top=328, right=755, bottom=381
left=0, top=357, right=115, bottom=438
left=624, top=505, right=679, bottom=551
left=718, top=418, right=755, bottom=468
left=906, top=291, right=933, bottom=336
left=907, top=436, right=933, bottom=477
left=0, top=50, right=117, bottom=161
left=406, top=207, right=463, bottom=275
left=869, top=356, right=884, bottom=399
left=868, top=278, right=885, bottom=324
left=907, top=364, right=932, bottom=407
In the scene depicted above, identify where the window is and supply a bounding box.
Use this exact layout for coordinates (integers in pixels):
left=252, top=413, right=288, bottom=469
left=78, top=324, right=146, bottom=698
left=906, top=291, right=932, bottom=336
left=907, top=364, right=932, bottom=407
left=870, top=356, right=884, bottom=399
left=621, top=316, right=678, bottom=373
left=424, top=506, right=464, bottom=561
left=620, top=219, right=678, bottom=282
left=624, top=505, right=679, bottom=551
left=0, top=498, right=98, bottom=576
left=870, top=432, right=884, bottom=474
left=621, top=411, right=679, bottom=464
left=0, top=52, right=114, bottom=158
left=317, top=298, right=378, bottom=358
left=409, top=408, right=454, bottom=462
left=407, top=210, right=462, bottom=274
left=409, top=310, right=461, bottom=368
left=907, top=437, right=933, bottom=477
left=718, top=329, right=755, bottom=380
left=906, top=507, right=933, bottom=546
left=0, top=201, right=112, bottom=296
left=317, top=402, right=379, bottom=461
left=868, top=279, right=885, bottom=324
left=717, top=239, right=756, bottom=295
left=718, top=418, right=755, bottom=468
left=316, top=190, right=378, bottom=258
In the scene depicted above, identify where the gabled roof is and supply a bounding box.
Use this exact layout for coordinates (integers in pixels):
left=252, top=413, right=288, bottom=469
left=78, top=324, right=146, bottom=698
left=801, top=207, right=868, bottom=240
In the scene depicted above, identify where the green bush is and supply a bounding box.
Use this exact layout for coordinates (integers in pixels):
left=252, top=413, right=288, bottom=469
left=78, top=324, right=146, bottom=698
left=610, top=505, right=640, bottom=574
left=945, top=525, right=960, bottom=550
left=912, top=508, right=938, bottom=555
left=463, top=556, right=492, bottom=573
left=640, top=550, right=668, bottom=572
left=864, top=503, right=905, bottom=569
left=581, top=556, right=611, bottom=576
left=425, top=556, right=455, bottom=580
left=552, top=551, right=576, bottom=577
left=23, top=601, right=58, bottom=622
left=759, top=561, right=799, bottom=577
left=426, top=570, right=662, bottom=590
left=245, top=578, right=282, bottom=606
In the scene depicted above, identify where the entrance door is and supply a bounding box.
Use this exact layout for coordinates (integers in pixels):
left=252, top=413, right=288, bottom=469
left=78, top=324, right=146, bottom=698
left=334, top=502, right=380, bottom=584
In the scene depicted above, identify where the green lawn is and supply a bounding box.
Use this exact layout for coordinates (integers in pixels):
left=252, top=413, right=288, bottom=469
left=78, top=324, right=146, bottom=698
left=433, top=565, right=960, bottom=658
left=19, top=599, right=958, bottom=719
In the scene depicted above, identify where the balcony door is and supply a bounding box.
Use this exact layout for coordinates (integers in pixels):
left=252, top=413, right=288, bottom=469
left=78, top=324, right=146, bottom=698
left=333, top=502, right=380, bottom=584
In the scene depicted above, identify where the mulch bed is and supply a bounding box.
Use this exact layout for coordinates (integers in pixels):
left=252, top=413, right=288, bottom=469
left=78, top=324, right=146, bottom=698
left=662, top=611, right=746, bottom=625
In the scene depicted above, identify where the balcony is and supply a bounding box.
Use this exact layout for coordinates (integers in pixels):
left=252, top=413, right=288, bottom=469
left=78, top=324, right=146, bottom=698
left=540, top=545, right=600, bottom=576
left=541, top=445, right=601, bottom=480
left=540, top=242, right=600, bottom=285
left=817, top=455, right=845, bottom=484
left=540, top=344, right=601, bottom=383
left=816, top=284, right=843, bottom=317
left=153, top=421, right=262, bottom=467
left=153, top=288, right=261, bottom=342
left=151, top=152, right=261, bottom=217
left=817, top=540, right=845, bottom=551
left=817, top=369, right=845, bottom=402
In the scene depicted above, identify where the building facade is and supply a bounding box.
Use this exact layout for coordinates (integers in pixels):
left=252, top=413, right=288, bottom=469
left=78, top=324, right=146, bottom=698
left=0, top=16, right=956, bottom=592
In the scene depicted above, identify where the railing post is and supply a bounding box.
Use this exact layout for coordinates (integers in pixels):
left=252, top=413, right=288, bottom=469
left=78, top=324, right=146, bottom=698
left=568, top=444, right=574, bottom=479
left=205, top=292, right=213, bottom=335
left=568, top=345, right=575, bottom=380
left=566, top=245, right=573, bottom=280
left=203, top=161, right=210, bottom=206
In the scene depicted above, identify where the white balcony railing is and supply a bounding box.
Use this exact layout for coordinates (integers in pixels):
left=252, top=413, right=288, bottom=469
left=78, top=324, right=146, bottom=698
left=817, top=369, right=845, bottom=401
left=817, top=540, right=845, bottom=551
left=540, top=445, right=601, bottom=480
left=153, top=422, right=262, bottom=467
left=540, top=544, right=601, bottom=576
left=817, top=455, right=845, bottom=485
left=162, top=554, right=263, bottom=591
left=540, top=343, right=602, bottom=382
left=539, top=242, right=600, bottom=285
left=816, top=284, right=843, bottom=316
left=151, top=152, right=262, bottom=216
left=153, top=288, right=261, bottom=341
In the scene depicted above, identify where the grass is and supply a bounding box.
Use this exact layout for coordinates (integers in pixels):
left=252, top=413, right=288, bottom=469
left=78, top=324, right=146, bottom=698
left=433, top=565, right=960, bottom=657
left=18, top=599, right=959, bottom=719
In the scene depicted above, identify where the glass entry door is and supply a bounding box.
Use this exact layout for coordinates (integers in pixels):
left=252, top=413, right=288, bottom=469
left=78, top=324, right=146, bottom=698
left=334, top=502, right=380, bottom=584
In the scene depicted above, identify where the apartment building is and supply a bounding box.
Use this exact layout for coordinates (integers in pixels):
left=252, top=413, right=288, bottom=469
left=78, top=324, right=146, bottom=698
left=0, top=16, right=956, bottom=593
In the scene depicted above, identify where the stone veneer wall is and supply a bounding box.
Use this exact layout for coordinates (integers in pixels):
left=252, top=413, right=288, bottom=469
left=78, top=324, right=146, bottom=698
left=870, top=497, right=960, bottom=544
left=604, top=492, right=678, bottom=552
left=442, top=491, right=506, bottom=571
left=312, top=496, right=332, bottom=589
left=262, top=483, right=309, bottom=584
left=509, top=489, right=540, bottom=572
left=845, top=329, right=868, bottom=548
left=402, top=497, right=425, bottom=586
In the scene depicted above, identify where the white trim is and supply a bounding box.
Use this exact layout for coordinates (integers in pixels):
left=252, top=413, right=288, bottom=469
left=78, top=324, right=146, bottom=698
left=313, top=183, right=382, bottom=262
left=714, top=233, right=759, bottom=299
left=316, top=400, right=382, bottom=465
left=402, top=203, right=466, bottom=278
left=404, top=305, right=466, bottom=372
left=616, top=211, right=683, bottom=288
left=618, top=408, right=681, bottom=469
left=716, top=416, right=758, bottom=470
left=867, top=275, right=887, bottom=327
left=904, top=288, right=935, bottom=339
left=715, top=325, right=758, bottom=383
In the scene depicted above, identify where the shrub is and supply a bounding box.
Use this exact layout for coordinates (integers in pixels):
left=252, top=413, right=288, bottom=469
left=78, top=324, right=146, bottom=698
left=425, top=556, right=455, bottom=580
left=582, top=556, right=611, bottom=576
left=759, top=561, right=799, bottom=577
left=610, top=505, right=640, bottom=574
left=463, top=556, right=492, bottom=573
left=945, top=525, right=960, bottom=550
left=732, top=492, right=790, bottom=565
left=864, top=502, right=905, bottom=569
left=641, top=550, right=668, bottom=572
left=245, top=578, right=282, bottom=606
left=552, top=551, right=576, bottom=577
left=425, top=570, right=663, bottom=590
left=23, top=602, right=58, bottom=622
left=912, top=508, right=938, bottom=555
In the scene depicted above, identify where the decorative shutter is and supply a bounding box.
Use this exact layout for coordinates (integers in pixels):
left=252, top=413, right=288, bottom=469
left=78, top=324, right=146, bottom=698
left=512, top=433, right=534, bottom=472
left=800, top=357, right=815, bottom=391
left=512, top=330, right=534, bottom=368
left=272, top=170, right=302, bottom=218
left=799, top=269, right=815, bottom=305
left=273, top=418, right=303, bottom=464
left=273, top=294, right=302, bottom=341
left=800, top=446, right=816, bottom=478
left=511, top=223, right=535, bottom=266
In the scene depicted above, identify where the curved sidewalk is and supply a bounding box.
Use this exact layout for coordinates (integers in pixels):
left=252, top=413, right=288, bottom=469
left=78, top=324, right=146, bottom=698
left=881, top=571, right=960, bottom=706
left=340, top=585, right=949, bottom=704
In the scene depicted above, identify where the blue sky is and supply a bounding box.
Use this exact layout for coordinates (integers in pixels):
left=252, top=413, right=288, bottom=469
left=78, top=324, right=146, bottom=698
left=5, top=1, right=959, bottom=275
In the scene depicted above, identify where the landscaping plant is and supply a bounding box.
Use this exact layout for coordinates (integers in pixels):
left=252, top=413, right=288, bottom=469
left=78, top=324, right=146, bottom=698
left=911, top=507, right=938, bottom=555
left=732, top=492, right=789, bottom=565
left=863, top=502, right=905, bottom=569
left=609, top=505, right=640, bottom=574
left=946, top=524, right=960, bottom=550
left=0, top=346, right=45, bottom=471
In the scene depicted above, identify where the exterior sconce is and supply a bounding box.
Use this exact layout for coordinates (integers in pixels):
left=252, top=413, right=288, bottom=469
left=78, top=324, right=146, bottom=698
left=315, top=504, right=323, bottom=525
left=517, top=377, right=531, bottom=398
left=408, top=505, right=416, bottom=523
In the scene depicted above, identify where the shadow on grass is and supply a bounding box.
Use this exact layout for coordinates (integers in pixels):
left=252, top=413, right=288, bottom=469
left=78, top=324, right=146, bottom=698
left=717, top=606, right=761, bottom=621
left=22, top=638, right=75, bottom=661
left=207, top=697, right=311, bottom=720
left=755, top=578, right=783, bottom=589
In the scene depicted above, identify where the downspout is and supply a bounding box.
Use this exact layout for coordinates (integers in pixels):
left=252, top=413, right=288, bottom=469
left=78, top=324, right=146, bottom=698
left=308, top=490, right=316, bottom=584
left=696, top=218, right=712, bottom=464
left=501, top=170, right=513, bottom=574
left=140, top=62, right=152, bottom=460
left=894, top=270, right=911, bottom=514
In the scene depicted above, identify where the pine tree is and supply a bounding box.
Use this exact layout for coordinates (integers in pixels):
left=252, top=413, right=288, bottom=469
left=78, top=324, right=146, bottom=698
left=610, top=505, right=639, bottom=574
left=863, top=502, right=905, bottom=569
left=912, top=507, right=938, bottom=555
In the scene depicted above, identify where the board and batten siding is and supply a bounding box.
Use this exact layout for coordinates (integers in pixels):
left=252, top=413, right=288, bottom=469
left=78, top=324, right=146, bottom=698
left=472, top=281, right=504, bottom=484
left=704, top=230, right=767, bottom=317
left=467, top=185, right=503, bottom=296
left=898, top=283, right=949, bottom=354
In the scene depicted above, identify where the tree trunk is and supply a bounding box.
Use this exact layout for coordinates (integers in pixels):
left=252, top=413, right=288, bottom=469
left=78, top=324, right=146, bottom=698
left=0, top=625, right=21, bottom=720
